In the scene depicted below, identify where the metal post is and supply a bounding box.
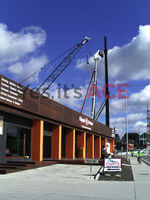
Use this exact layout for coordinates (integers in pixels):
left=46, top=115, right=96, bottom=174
left=90, top=165, right=92, bottom=179
left=104, top=37, right=109, bottom=127
left=125, top=88, right=128, bottom=161
left=91, top=56, right=98, bottom=119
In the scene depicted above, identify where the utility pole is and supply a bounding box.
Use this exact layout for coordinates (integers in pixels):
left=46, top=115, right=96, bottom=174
left=104, top=36, right=109, bottom=127
left=147, top=105, right=150, bottom=149
left=125, top=88, right=128, bottom=161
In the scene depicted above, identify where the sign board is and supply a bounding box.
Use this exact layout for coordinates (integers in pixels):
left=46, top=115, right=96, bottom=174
left=104, top=158, right=122, bottom=171
left=84, top=159, right=99, bottom=164
left=79, top=116, right=93, bottom=131
left=0, top=76, right=24, bottom=108
left=0, top=119, right=3, bottom=135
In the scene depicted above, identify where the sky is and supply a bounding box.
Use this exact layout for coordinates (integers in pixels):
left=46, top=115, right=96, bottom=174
left=0, top=0, right=150, bottom=137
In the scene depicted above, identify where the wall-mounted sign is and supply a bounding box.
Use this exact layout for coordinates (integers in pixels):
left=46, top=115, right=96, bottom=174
left=104, top=158, right=122, bottom=171
left=111, top=133, right=115, bottom=138
left=0, top=119, right=3, bottom=135
left=0, top=75, right=24, bottom=108
left=79, top=116, right=93, bottom=130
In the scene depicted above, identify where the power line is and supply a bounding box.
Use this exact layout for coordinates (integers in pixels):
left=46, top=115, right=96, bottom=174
left=20, top=44, right=77, bottom=84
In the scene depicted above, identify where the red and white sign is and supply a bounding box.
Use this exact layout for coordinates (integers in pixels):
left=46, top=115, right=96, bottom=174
left=79, top=116, right=93, bottom=130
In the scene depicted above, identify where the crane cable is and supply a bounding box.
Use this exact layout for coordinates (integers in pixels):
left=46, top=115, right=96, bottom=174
left=20, top=43, right=78, bottom=84
left=80, top=70, right=94, bottom=113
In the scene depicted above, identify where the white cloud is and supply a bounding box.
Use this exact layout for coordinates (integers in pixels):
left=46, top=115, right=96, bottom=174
left=0, top=23, right=47, bottom=83
left=110, top=113, right=147, bottom=137
left=48, top=83, right=88, bottom=109
left=8, top=56, right=48, bottom=83
left=110, top=84, right=150, bottom=115
left=0, top=24, right=46, bottom=64
left=109, top=85, right=150, bottom=135
left=76, top=25, right=150, bottom=82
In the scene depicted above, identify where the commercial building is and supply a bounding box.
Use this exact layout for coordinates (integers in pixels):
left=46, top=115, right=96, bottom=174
left=0, top=74, right=114, bottom=163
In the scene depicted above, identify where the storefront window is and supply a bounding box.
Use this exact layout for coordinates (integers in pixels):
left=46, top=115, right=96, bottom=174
left=6, top=123, right=31, bottom=158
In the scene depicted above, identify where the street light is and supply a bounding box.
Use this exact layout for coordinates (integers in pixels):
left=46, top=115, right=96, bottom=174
left=125, top=88, right=128, bottom=161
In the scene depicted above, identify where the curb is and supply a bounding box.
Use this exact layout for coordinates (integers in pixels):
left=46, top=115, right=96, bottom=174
left=141, top=158, right=150, bottom=166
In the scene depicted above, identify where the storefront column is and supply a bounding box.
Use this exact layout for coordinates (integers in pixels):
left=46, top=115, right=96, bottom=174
left=77, top=132, right=86, bottom=159
left=31, top=120, right=44, bottom=161
left=86, top=134, right=94, bottom=159
left=101, top=137, right=107, bottom=153
left=94, top=136, right=101, bottom=158
left=51, top=125, right=62, bottom=160
left=110, top=140, right=114, bottom=153
left=66, top=129, right=75, bottom=159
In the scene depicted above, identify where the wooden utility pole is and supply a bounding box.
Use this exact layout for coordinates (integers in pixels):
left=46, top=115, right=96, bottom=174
left=104, top=36, right=110, bottom=127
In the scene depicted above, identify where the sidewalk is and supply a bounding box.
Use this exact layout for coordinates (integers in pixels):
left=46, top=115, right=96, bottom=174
left=130, top=156, right=150, bottom=200
left=0, top=158, right=149, bottom=200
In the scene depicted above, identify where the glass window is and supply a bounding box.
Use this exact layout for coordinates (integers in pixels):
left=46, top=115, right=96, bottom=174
left=6, top=123, right=31, bottom=158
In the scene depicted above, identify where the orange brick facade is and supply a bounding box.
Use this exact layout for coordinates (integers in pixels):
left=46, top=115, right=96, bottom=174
left=31, top=121, right=114, bottom=161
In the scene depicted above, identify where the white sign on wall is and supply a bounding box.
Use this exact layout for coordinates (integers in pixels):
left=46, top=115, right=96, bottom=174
left=0, top=76, right=24, bottom=107
left=79, top=116, right=94, bottom=130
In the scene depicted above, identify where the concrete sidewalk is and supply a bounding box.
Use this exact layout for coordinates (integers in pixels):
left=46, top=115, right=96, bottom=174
left=130, top=156, right=150, bottom=200
left=0, top=158, right=149, bottom=200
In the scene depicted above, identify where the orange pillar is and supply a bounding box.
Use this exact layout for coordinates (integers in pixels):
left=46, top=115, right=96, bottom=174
left=86, top=134, right=94, bottom=159
left=66, top=129, right=75, bottom=159
left=31, top=120, right=44, bottom=161
left=51, top=125, right=62, bottom=160
left=110, top=140, right=114, bottom=153
left=101, top=137, right=107, bottom=153
left=94, top=136, right=101, bottom=158
left=78, top=132, right=86, bottom=159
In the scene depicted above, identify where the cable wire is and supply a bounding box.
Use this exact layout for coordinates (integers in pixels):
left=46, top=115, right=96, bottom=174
left=20, top=44, right=77, bottom=84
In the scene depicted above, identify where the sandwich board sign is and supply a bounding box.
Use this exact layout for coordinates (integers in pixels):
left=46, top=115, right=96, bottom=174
left=104, top=158, right=122, bottom=172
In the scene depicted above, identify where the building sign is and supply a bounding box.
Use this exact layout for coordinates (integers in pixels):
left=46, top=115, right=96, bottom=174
left=0, top=76, right=24, bottom=108
left=0, top=119, right=3, bottom=135
left=79, top=116, right=93, bottom=130
left=104, top=158, right=122, bottom=171
left=111, top=133, right=115, bottom=138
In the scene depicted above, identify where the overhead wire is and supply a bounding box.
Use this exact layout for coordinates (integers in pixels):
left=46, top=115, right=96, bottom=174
left=20, top=43, right=78, bottom=84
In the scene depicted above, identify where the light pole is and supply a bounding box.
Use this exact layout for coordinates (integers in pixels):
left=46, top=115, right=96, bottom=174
left=125, top=88, right=128, bottom=161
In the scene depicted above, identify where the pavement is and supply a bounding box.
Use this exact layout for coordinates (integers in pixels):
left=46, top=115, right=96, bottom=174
left=0, top=157, right=149, bottom=200
left=142, top=156, right=150, bottom=166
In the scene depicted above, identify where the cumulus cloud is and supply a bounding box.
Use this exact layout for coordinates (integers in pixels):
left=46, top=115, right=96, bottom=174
left=40, top=83, right=88, bottom=110
left=0, top=23, right=47, bottom=83
left=0, top=24, right=46, bottom=64
left=76, top=25, right=150, bottom=82
left=110, top=113, right=147, bottom=137
left=110, top=84, right=150, bottom=115
left=8, top=56, right=48, bottom=83
left=110, top=85, right=150, bottom=135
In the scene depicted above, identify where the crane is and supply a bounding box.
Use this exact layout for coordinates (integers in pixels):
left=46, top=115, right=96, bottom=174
left=36, top=37, right=91, bottom=94
left=80, top=50, right=104, bottom=120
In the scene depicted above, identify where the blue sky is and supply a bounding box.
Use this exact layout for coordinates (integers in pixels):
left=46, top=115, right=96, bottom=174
left=0, top=0, right=150, bottom=136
